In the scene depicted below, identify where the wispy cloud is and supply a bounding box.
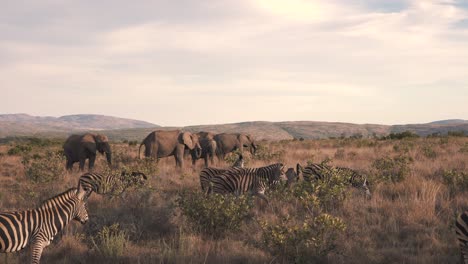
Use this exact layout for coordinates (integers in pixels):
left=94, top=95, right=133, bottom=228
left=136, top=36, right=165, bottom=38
left=1, top=0, right=467, bottom=125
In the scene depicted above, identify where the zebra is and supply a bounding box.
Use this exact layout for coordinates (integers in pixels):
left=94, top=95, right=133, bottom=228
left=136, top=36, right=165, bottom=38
left=296, top=163, right=371, bottom=198
left=77, top=171, right=147, bottom=199
left=199, top=154, right=245, bottom=194
left=456, top=210, right=468, bottom=264
left=210, top=163, right=285, bottom=203
left=285, top=167, right=299, bottom=187
left=0, top=188, right=88, bottom=264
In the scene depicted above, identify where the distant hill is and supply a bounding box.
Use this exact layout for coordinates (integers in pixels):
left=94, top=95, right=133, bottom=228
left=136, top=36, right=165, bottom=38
left=1, top=114, right=467, bottom=141
left=0, top=114, right=159, bottom=137
left=428, top=119, right=468, bottom=125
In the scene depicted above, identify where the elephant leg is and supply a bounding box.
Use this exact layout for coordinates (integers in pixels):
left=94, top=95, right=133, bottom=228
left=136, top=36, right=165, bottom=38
left=204, top=156, right=209, bottom=167
left=66, top=159, right=74, bottom=171
left=79, top=159, right=86, bottom=171
left=89, top=154, right=96, bottom=170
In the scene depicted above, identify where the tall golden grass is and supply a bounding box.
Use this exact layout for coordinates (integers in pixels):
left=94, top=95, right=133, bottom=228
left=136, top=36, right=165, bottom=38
left=0, top=136, right=466, bottom=263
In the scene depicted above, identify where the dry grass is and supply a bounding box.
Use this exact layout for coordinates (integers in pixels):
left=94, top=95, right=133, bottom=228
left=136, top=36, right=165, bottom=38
left=0, top=137, right=467, bottom=263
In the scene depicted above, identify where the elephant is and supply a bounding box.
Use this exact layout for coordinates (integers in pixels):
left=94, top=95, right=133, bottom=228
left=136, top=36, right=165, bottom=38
left=213, top=133, right=257, bottom=161
left=63, top=133, right=112, bottom=171
left=189, top=131, right=217, bottom=167
left=138, top=130, right=202, bottom=168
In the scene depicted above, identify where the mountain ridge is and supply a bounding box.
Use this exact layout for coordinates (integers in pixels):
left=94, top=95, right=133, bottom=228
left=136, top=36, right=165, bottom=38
left=0, top=114, right=467, bottom=140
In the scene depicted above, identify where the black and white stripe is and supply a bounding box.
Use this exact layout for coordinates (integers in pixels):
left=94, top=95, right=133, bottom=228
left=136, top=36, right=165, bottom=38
left=456, top=210, right=468, bottom=264
left=297, top=163, right=371, bottom=197
left=77, top=171, right=147, bottom=198
left=199, top=154, right=245, bottom=194
left=210, top=163, right=285, bottom=203
left=0, top=188, right=88, bottom=264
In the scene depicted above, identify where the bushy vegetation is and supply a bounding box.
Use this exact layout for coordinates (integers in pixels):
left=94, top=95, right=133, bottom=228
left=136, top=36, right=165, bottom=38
left=0, top=136, right=466, bottom=263
left=383, top=131, right=420, bottom=140
left=441, top=170, right=468, bottom=196
left=91, top=224, right=128, bottom=258
left=177, top=191, right=253, bottom=239
left=371, top=155, right=412, bottom=183
left=22, top=150, right=66, bottom=183
left=259, top=214, right=346, bottom=263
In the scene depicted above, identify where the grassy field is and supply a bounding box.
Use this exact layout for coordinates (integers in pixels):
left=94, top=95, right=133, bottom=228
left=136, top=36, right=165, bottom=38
left=0, top=136, right=467, bottom=263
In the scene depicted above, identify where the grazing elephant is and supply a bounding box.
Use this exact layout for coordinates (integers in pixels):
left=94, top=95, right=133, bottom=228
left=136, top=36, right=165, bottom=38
left=214, top=133, right=257, bottom=160
left=138, top=130, right=202, bottom=168
left=189, top=131, right=217, bottom=167
left=63, top=133, right=112, bottom=171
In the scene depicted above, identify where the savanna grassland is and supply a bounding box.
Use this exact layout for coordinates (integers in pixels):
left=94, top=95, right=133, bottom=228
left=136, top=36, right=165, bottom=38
left=0, top=135, right=467, bottom=264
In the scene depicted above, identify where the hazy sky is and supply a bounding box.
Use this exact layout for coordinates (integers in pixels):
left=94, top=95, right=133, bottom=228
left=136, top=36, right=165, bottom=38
left=1, top=0, right=468, bottom=126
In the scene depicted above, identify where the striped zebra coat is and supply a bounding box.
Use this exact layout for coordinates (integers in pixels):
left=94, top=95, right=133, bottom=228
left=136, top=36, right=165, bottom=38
left=0, top=188, right=88, bottom=264
left=210, top=163, right=285, bottom=203
left=199, top=154, right=244, bottom=194
left=456, top=210, right=468, bottom=264
left=297, top=163, right=371, bottom=197
left=77, top=171, right=147, bottom=199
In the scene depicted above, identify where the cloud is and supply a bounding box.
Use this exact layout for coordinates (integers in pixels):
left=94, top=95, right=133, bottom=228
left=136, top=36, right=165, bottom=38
left=0, top=0, right=467, bottom=125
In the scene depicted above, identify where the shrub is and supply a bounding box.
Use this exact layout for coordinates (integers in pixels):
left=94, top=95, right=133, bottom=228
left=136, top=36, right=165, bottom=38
left=22, top=150, right=66, bottom=183
left=259, top=214, right=346, bottom=263
left=421, top=145, right=437, bottom=159
left=334, top=148, right=345, bottom=160
left=176, top=190, right=253, bottom=239
left=128, top=140, right=139, bottom=146
left=253, top=144, right=284, bottom=162
left=459, top=143, right=468, bottom=153
left=8, top=144, right=32, bottom=156
left=91, top=224, right=128, bottom=258
left=384, top=131, right=419, bottom=140
left=441, top=170, right=468, bottom=196
left=224, top=149, right=249, bottom=166
left=448, top=131, right=466, bottom=137
left=372, top=155, right=412, bottom=183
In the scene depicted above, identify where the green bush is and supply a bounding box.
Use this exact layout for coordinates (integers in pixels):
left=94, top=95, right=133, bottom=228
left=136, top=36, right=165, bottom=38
left=448, top=131, right=466, bottom=137
left=22, top=150, right=66, bottom=183
left=224, top=149, right=249, bottom=166
left=259, top=214, right=346, bottom=263
left=421, top=145, right=437, bottom=159
left=91, top=224, right=128, bottom=258
left=176, top=190, right=253, bottom=239
left=442, top=170, right=468, bottom=196
left=459, top=143, right=468, bottom=153
left=8, top=144, right=32, bottom=155
left=384, top=131, right=419, bottom=140
left=372, top=155, right=412, bottom=183
left=253, top=144, right=284, bottom=162
left=334, top=148, right=345, bottom=159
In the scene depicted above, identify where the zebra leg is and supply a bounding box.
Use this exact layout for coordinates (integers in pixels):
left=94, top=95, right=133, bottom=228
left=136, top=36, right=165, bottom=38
left=30, top=239, right=46, bottom=264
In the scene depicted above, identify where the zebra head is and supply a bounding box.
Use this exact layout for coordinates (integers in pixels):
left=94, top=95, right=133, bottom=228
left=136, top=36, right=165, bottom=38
left=285, top=167, right=298, bottom=187
left=74, top=197, right=89, bottom=225
left=268, top=163, right=285, bottom=186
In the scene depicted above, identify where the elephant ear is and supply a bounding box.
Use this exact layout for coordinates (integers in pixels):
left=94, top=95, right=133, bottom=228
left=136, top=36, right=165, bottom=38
left=181, top=132, right=195, bottom=150
left=94, top=134, right=109, bottom=143
left=81, top=133, right=96, bottom=144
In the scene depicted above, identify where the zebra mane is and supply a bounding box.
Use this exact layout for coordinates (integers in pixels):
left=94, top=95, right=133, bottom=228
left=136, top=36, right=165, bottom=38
left=39, top=188, right=78, bottom=209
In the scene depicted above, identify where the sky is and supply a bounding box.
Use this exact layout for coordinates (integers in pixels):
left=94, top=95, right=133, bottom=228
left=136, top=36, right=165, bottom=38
left=1, top=0, right=468, bottom=126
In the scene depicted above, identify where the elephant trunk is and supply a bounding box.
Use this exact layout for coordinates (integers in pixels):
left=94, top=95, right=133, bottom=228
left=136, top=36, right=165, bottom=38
left=250, top=143, right=257, bottom=155
left=138, top=143, right=143, bottom=159
left=106, top=151, right=112, bottom=165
